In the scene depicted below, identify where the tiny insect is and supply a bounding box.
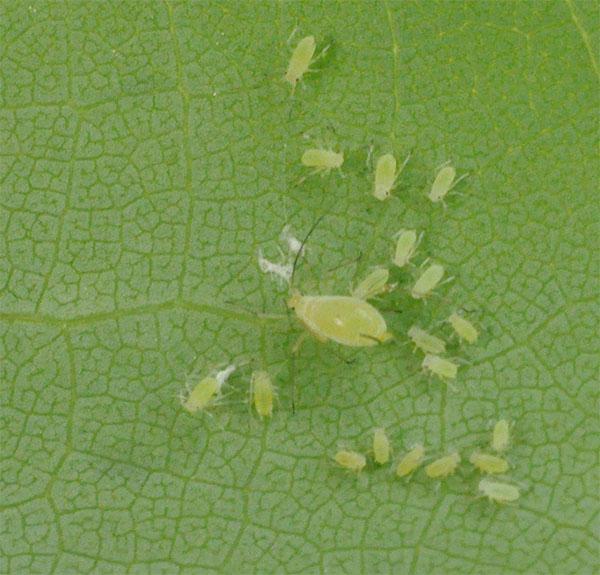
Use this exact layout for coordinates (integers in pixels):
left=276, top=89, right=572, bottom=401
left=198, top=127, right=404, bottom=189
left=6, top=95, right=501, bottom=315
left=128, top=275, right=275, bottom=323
left=285, top=36, right=316, bottom=94
left=478, top=478, right=520, bottom=504
left=425, top=451, right=461, bottom=479
left=411, top=263, right=446, bottom=299
left=422, top=354, right=458, bottom=381
left=251, top=370, right=275, bottom=418
left=492, top=419, right=511, bottom=453
left=180, top=364, right=236, bottom=414
left=301, top=148, right=344, bottom=175
left=372, top=428, right=391, bottom=465
left=393, top=229, right=421, bottom=268
left=448, top=312, right=479, bottom=344
left=352, top=267, right=391, bottom=300
left=334, top=450, right=366, bottom=473
left=395, top=444, right=425, bottom=478
left=372, top=152, right=410, bottom=201
left=469, top=451, right=509, bottom=474
left=407, top=326, right=446, bottom=355
left=428, top=161, right=468, bottom=204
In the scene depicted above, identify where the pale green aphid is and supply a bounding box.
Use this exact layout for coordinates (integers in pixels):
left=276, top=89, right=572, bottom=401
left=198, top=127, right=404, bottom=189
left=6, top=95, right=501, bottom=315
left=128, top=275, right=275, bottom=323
left=372, top=428, right=391, bottom=465
left=301, top=148, right=344, bottom=174
left=469, top=451, right=509, bottom=474
left=395, top=444, right=425, bottom=477
left=251, top=370, right=275, bottom=418
left=287, top=291, right=393, bottom=347
left=492, top=419, right=511, bottom=453
left=372, top=152, right=410, bottom=201
left=411, top=262, right=445, bottom=299
left=334, top=450, right=366, bottom=473
left=393, top=229, right=420, bottom=268
left=285, top=36, right=316, bottom=94
left=407, top=326, right=446, bottom=355
left=425, top=451, right=461, bottom=479
left=448, top=312, right=479, bottom=344
left=352, top=267, right=391, bottom=300
left=422, top=354, right=458, bottom=381
left=428, top=162, right=468, bottom=204
left=180, top=364, right=236, bottom=413
left=478, top=478, right=520, bottom=504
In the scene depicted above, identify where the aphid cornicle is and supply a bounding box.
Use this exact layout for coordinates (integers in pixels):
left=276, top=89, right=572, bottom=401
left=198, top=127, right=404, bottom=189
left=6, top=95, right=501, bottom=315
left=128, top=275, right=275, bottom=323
left=478, top=478, right=520, bottom=504
left=180, top=364, right=236, bottom=414
left=395, top=444, right=425, bottom=478
left=469, top=451, right=509, bottom=474
left=334, top=450, right=366, bottom=473
left=492, top=419, right=511, bottom=453
left=251, top=370, right=274, bottom=418
left=301, top=148, right=344, bottom=175
left=372, top=428, right=391, bottom=465
left=448, top=312, right=479, bottom=344
left=411, top=263, right=446, bottom=299
left=428, top=162, right=468, bottom=204
left=393, top=229, right=420, bottom=268
left=425, top=451, right=461, bottom=479
left=372, top=153, right=410, bottom=201
left=408, top=326, right=446, bottom=355
left=422, top=354, right=458, bottom=381
left=285, top=36, right=316, bottom=93
left=352, top=267, right=391, bottom=300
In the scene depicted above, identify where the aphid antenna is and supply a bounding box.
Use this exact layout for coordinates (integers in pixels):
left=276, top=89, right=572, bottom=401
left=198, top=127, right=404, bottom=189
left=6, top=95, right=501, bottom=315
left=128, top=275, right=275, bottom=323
left=366, top=143, right=374, bottom=170
left=435, top=159, right=453, bottom=171
left=289, top=214, right=327, bottom=290
left=286, top=26, right=300, bottom=46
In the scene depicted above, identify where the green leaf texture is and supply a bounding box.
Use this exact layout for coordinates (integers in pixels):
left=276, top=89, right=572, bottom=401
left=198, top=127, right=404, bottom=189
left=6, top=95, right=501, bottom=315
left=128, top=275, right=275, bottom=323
left=1, top=1, right=598, bottom=573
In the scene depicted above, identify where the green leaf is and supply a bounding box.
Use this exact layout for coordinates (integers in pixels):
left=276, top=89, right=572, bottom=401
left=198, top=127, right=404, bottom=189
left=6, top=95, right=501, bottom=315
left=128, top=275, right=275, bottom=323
left=2, top=1, right=598, bottom=573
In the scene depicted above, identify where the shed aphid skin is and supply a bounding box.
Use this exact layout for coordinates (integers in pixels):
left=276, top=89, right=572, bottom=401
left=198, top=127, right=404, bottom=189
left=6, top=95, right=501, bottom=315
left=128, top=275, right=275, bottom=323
left=469, top=451, right=510, bottom=474
left=372, top=152, right=411, bottom=201
left=411, top=262, right=446, bottom=300
left=334, top=450, right=367, bottom=473
left=372, top=428, right=391, bottom=465
left=258, top=249, right=293, bottom=285
left=422, top=354, right=458, bottom=381
left=393, top=229, right=421, bottom=268
left=492, top=419, right=511, bottom=453
left=250, top=370, right=275, bottom=418
left=425, top=451, right=461, bottom=479
left=285, top=35, right=316, bottom=94
left=301, top=148, right=344, bottom=175
left=478, top=478, right=520, bottom=504
left=351, top=267, right=392, bottom=300
left=408, top=326, right=446, bottom=355
left=428, top=161, right=468, bottom=204
left=180, top=364, right=236, bottom=414
left=448, top=312, right=479, bottom=344
left=395, top=444, right=425, bottom=478
left=280, top=225, right=304, bottom=257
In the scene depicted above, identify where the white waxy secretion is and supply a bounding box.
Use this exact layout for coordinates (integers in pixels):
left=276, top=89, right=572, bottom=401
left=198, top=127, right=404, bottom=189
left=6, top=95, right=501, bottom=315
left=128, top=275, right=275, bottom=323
left=258, top=249, right=293, bottom=285
left=492, top=419, right=511, bottom=453
left=478, top=478, right=520, bottom=504
left=411, top=263, right=445, bottom=299
left=285, top=36, right=316, bottom=93
left=251, top=370, right=275, bottom=418
left=425, top=451, right=461, bottom=479
left=408, top=326, right=446, bottom=355
left=372, top=428, right=391, bottom=465
left=301, top=148, right=344, bottom=174
left=422, top=354, right=458, bottom=381
left=334, top=450, right=367, bottom=473
left=393, top=229, right=420, bottom=268
left=448, top=312, right=479, bottom=344
left=395, top=444, right=425, bottom=478
left=469, top=451, right=509, bottom=474
left=352, top=267, right=391, bottom=300
left=428, top=162, right=468, bottom=204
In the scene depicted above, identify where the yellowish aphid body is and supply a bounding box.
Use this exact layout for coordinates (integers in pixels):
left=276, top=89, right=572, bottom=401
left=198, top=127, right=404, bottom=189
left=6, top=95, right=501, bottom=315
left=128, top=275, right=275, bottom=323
left=352, top=267, right=390, bottom=300
left=395, top=444, right=425, bottom=477
left=428, top=163, right=466, bottom=203
left=301, top=148, right=344, bottom=173
left=469, top=451, right=509, bottom=474
left=372, top=428, right=391, bottom=465
left=181, top=365, right=236, bottom=413
left=287, top=292, right=392, bottom=347
left=408, top=326, right=446, bottom=355
left=411, top=263, right=445, bottom=299
left=492, top=419, right=511, bottom=453
left=449, top=312, right=479, bottom=344
left=425, top=451, right=461, bottom=479
left=393, top=229, right=419, bottom=268
left=334, top=450, right=366, bottom=473
left=251, top=370, right=274, bottom=418
left=422, top=354, right=458, bottom=380
left=478, top=479, right=520, bottom=504
left=285, top=36, right=316, bottom=92
left=373, top=153, right=397, bottom=201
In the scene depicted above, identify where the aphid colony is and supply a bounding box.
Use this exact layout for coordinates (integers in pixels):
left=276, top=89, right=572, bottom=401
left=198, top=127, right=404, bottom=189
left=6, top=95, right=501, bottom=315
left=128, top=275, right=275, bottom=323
left=333, top=420, right=521, bottom=504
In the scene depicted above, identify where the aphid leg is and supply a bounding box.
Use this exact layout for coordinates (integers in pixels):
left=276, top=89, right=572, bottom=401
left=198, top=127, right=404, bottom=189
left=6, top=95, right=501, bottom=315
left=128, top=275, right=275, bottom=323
left=311, top=43, right=331, bottom=65
left=436, top=159, right=452, bottom=171
left=451, top=172, right=469, bottom=190
left=366, top=144, right=374, bottom=170
left=292, top=332, right=309, bottom=355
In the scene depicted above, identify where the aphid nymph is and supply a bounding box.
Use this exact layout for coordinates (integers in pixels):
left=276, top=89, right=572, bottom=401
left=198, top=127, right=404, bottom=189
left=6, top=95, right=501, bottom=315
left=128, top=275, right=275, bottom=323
left=469, top=451, right=509, bottom=474
left=352, top=267, right=392, bottom=300
left=425, top=451, right=461, bottom=479
left=411, top=262, right=447, bottom=300
left=407, top=326, right=446, bottom=355
left=395, top=444, right=425, bottom=478
left=428, top=161, right=468, bottom=205
left=180, top=364, right=236, bottom=414
left=372, top=152, right=410, bottom=201
left=285, top=36, right=316, bottom=94
left=478, top=478, right=520, bottom=504
left=301, top=148, right=344, bottom=176
left=250, top=370, right=275, bottom=418
left=448, top=312, right=479, bottom=344
left=334, top=450, right=366, bottom=473
left=372, top=428, right=391, bottom=465
left=492, top=419, right=511, bottom=453
left=393, top=229, right=421, bottom=268
left=422, top=354, right=458, bottom=381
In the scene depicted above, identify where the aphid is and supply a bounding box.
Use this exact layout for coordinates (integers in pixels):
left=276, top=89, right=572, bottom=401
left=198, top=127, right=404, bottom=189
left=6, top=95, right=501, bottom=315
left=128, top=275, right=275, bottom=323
left=425, top=451, right=461, bottom=479
left=251, top=370, right=275, bottom=418
left=407, top=326, right=446, bottom=355
left=372, top=152, right=410, bottom=201
left=334, top=450, right=366, bottom=473
left=491, top=419, right=511, bottom=453
left=287, top=291, right=393, bottom=347
left=422, top=354, right=458, bottom=381
left=469, top=451, right=509, bottom=474
left=448, top=312, right=479, bottom=344
left=285, top=36, right=316, bottom=93
left=180, top=364, right=236, bottom=414
left=478, top=478, right=520, bottom=504
left=301, top=148, right=344, bottom=175
left=372, top=428, right=391, bottom=464
left=428, top=161, right=468, bottom=204
left=352, top=267, right=391, bottom=300
left=395, top=444, right=425, bottom=477
left=411, top=263, right=446, bottom=299
left=393, top=229, right=420, bottom=268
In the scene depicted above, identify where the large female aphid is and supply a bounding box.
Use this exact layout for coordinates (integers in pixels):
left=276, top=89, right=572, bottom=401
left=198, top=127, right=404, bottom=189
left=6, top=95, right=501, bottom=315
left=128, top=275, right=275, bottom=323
left=428, top=161, right=468, bottom=205
left=372, top=152, right=411, bottom=201
left=179, top=364, right=236, bottom=414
